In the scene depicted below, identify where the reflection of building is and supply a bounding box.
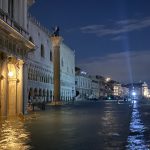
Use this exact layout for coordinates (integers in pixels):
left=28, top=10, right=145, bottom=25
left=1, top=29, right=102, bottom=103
left=75, top=67, right=91, bottom=100
left=0, top=0, right=75, bottom=116
left=0, top=0, right=35, bottom=116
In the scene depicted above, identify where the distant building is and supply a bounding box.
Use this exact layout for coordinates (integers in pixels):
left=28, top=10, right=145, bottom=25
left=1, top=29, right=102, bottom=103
left=90, top=76, right=99, bottom=99
left=75, top=68, right=91, bottom=100
left=113, top=83, right=122, bottom=97
left=105, top=80, right=117, bottom=96
left=95, top=75, right=106, bottom=97
left=126, top=82, right=149, bottom=99
left=142, top=82, right=149, bottom=98
left=121, top=85, right=129, bottom=98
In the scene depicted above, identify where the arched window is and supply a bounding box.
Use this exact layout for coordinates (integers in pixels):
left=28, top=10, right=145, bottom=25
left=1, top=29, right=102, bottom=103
left=41, top=44, right=44, bottom=57
left=50, top=50, right=52, bottom=61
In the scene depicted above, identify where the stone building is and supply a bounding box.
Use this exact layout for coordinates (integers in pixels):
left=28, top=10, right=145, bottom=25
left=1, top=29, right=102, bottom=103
left=113, top=83, right=123, bottom=97
left=27, top=15, right=75, bottom=103
left=75, top=67, right=91, bottom=100
left=89, top=76, right=99, bottom=99
left=0, top=0, right=75, bottom=116
left=0, top=0, right=35, bottom=116
left=126, top=82, right=149, bottom=99
left=27, top=6, right=75, bottom=103
left=95, top=75, right=106, bottom=97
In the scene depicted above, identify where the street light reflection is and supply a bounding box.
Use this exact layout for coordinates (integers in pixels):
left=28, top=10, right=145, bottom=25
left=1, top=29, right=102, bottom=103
left=0, top=119, right=32, bottom=150
left=126, top=102, right=148, bottom=149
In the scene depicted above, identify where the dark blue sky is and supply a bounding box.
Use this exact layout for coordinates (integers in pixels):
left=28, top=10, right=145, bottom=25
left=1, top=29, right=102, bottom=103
left=30, top=0, right=150, bottom=83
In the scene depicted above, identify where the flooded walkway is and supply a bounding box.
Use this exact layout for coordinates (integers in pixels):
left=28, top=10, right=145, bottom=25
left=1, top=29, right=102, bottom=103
left=0, top=101, right=150, bottom=150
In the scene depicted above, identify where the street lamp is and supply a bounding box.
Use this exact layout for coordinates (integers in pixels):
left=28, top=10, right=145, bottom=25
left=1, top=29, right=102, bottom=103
left=8, top=71, right=14, bottom=77
left=7, top=60, right=15, bottom=78
left=132, top=91, right=136, bottom=96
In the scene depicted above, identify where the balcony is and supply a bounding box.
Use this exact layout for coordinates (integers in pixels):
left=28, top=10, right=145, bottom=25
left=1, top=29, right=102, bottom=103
left=0, top=8, right=35, bottom=53
left=0, top=8, right=29, bottom=38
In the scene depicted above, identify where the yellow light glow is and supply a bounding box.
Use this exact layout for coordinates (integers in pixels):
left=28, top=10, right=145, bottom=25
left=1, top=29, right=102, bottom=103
left=8, top=71, right=14, bottom=77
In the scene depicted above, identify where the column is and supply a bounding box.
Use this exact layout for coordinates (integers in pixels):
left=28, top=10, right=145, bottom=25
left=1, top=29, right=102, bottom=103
left=19, top=0, right=23, bottom=26
left=14, top=0, right=19, bottom=23
left=0, top=60, right=8, bottom=116
left=16, top=60, right=24, bottom=114
left=2, top=0, right=8, bottom=13
left=8, top=78, right=17, bottom=116
left=50, top=36, right=62, bottom=105
left=0, top=0, right=2, bottom=9
left=23, top=0, right=27, bottom=30
left=23, top=62, right=28, bottom=114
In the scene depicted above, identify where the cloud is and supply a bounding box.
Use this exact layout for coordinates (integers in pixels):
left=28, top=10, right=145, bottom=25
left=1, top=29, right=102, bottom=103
left=111, top=35, right=127, bottom=41
left=77, top=50, right=150, bottom=83
left=80, top=17, right=150, bottom=39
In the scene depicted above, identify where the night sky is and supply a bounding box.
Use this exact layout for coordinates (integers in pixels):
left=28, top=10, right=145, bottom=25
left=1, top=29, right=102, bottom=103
left=30, top=0, right=150, bottom=84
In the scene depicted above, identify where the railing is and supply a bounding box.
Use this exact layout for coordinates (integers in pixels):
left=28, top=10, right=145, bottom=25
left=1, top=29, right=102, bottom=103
left=0, top=8, right=29, bottom=38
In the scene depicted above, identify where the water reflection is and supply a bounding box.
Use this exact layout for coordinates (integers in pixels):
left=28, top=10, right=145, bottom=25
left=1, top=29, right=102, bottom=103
left=126, top=102, right=148, bottom=150
left=0, top=117, right=31, bottom=150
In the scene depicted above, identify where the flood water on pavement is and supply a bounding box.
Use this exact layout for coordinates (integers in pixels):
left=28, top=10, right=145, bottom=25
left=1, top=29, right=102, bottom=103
left=0, top=101, right=150, bottom=150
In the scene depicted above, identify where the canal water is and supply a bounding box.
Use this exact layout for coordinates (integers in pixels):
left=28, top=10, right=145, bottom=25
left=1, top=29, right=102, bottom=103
left=0, top=101, right=149, bottom=150
left=126, top=101, right=149, bottom=150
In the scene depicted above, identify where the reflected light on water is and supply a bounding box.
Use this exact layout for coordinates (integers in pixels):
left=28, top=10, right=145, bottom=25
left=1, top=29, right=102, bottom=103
left=0, top=118, right=32, bottom=150
left=126, top=102, right=148, bottom=150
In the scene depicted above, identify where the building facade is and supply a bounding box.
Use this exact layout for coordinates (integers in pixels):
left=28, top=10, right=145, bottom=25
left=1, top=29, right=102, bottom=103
left=126, top=82, right=149, bottom=99
left=0, top=0, right=35, bottom=116
left=27, top=6, right=75, bottom=104
left=75, top=68, right=91, bottom=100
left=90, top=76, right=99, bottom=99
left=0, top=0, right=75, bottom=116
left=113, top=83, right=122, bottom=97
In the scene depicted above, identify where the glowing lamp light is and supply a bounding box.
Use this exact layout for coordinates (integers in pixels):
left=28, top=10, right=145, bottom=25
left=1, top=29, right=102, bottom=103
left=132, top=91, right=136, bottom=96
left=8, top=71, right=14, bottom=77
left=108, top=96, right=111, bottom=100
left=106, top=77, right=111, bottom=82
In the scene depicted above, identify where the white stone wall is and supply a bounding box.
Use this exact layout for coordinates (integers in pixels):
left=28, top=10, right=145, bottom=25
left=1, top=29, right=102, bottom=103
left=27, top=19, right=54, bottom=102
left=27, top=19, right=75, bottom=102
left=0, top=0, right=28, bottom=29
left=75, top=75, right=92, bottom=99
left=60, top=43, right=75, bottom=100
